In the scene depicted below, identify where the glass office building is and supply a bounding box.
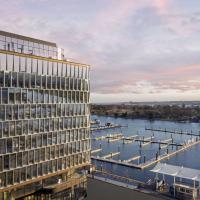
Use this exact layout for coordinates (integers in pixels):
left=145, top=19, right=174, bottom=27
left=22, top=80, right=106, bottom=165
left=0, top=30, right=90, bottom=200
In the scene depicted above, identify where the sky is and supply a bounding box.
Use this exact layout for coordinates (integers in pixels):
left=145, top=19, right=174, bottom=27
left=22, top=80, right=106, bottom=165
left=1, top=0, right=200, bottom=103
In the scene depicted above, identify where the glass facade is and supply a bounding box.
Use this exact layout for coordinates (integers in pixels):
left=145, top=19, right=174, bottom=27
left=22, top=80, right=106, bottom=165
left=0, top=31, right=58, bottom=59
left=0, top=31, right=90, bottom=196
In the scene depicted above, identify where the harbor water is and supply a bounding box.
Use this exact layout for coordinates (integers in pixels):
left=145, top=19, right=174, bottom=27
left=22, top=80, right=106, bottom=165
left=91, top=115, right=200, bottom=183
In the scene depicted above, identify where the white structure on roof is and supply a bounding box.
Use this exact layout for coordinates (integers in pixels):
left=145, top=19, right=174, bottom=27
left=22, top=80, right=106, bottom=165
left=151, top=163, right=200, bottom=199
left=151, top=163, right=200, bottom=182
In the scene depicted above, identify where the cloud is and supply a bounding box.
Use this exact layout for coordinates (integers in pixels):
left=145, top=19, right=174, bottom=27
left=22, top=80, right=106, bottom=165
left=0, top=0, right=200, bottom=102
left=92, top=62, right=200, bottom=95
left=153, top=0, right=169, bottom=14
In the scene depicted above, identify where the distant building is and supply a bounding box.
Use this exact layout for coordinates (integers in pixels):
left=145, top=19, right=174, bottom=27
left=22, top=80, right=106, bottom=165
left=0, top=30, right=91, bottom=200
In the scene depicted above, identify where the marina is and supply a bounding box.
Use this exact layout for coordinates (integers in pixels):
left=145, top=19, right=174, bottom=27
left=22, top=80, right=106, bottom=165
left=92, top=137, right=200, bottom=169
left=90, top=116, right=200, bottom=200
left=91, top=115, right=200, bottom=185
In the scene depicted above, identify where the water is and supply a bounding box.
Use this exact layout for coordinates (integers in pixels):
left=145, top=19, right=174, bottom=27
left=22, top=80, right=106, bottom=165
left=91, top=115, right=200, bottom=183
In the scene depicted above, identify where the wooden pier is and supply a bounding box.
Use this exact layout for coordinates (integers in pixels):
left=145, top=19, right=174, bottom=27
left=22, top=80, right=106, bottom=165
left=91, top=156, right=141, bottom=169
left=159, top=144, right=168, bottom=149
left=101, top=152, right=120, bottom=159
left=159, top=138, right=172, bottom=149
left=123, top=155, right=141, bottom=163
left=122, top=135, right=138, bottom=144
left=161, top=138, right=173, bottom=143
left=106, top=133, right=123, bottom=138
left=91, top=125, right=127, bottom=132
left=135, top=136, right=154, bottom=148
left=141, top=141, right=151, bottom=147
left=135, top=136, right=154, bottom=143
left=91, top=148, right=102, bottom=154
left=108, top=134, right=123, bottom=143
left=146, top=127, right=200, bottom=137
left=93, top=136, right=107, bottom=141
left=108, top=138, right=122, bottom=142
left=94, top=133, right=123, bottom=141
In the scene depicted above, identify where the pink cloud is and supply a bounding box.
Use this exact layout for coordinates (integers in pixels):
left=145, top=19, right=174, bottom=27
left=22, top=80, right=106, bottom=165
left=153, top=0, right=169, bottom=14
left=93, top=62, right=200, bottom=94
left=91, top=0, right=148, bottom=34
left=159, top=64, right=200, bottom=81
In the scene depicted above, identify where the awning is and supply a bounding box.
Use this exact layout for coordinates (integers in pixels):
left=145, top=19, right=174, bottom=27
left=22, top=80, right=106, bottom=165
left=151, top=163, right=200, bottom=182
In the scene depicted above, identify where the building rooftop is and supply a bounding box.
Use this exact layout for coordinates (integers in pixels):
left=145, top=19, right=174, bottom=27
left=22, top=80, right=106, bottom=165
left=0, top=30, right=57, bottom=47
left=87, top=178, right=168, bottom=200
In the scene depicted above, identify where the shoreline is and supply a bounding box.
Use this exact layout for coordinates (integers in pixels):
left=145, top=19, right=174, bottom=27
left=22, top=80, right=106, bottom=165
left=91, top=113, right=200, bottom=124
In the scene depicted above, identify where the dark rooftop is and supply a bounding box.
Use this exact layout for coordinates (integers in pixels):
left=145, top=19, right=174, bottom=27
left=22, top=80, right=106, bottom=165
left=87, top=178, right=172, bottom=200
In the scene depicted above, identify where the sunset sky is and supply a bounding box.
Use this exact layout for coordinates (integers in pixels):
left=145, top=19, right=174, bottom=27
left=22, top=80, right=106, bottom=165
left=1, top=0, right=200, bottom=103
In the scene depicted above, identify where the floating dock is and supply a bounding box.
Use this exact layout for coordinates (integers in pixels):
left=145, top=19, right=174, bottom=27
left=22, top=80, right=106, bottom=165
left=140, top=141, right=151, bottom=147
left=94, top=133, right=124, bottom=142
left=122, top=135, right=139, bottom=144
left=146, top=127, right=200, bottom=137
left=91, top=156, right=141, bottom=169
left=135, top=137, right=182, bottom=147
left=161, top=138, right=173, bottom=143
left=108, top=138, right=122, bottom=142
left=106, top=133, right=123, bottom=138
left=91, top=125, right=127, bottom=132
left=93, top=133, right=181, bottom=148
left=139, top=138, right=200, bottom=169
left=91, top=138, right=200, bottom=170
left=101, top=152, right=120, bottom=159
left=135, top=136, right=154, bottom=143
left=93, top=133, right=123, bottom=140
left=136, top=136, right=154, bottom=148
left=108, top=134, right=123, bottom=143
left=159, top=138, right=173, bottom=149
left=91, top=148, right=102, bottom=154
left=123, top=155, right=141, bottom=163
left=93, top=136, right=107, bottom=141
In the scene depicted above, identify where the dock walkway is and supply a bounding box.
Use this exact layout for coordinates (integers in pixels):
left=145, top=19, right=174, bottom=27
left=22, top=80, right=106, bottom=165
left=91, top=156, right=141, bottom=169
left=91, top=125, right=127, bottom=132
left=139, top=138, right=200, bottom=169
left=146, top=127, right=200, bottom=137
left=91, top=138, right=200, bottom=170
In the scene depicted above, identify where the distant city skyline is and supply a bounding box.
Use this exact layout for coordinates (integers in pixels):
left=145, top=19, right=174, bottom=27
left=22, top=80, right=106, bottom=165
left=1, top=0, right=200, bottom=102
